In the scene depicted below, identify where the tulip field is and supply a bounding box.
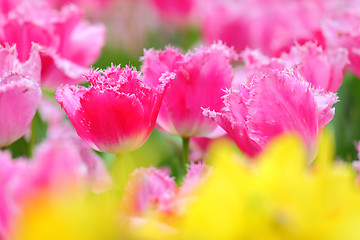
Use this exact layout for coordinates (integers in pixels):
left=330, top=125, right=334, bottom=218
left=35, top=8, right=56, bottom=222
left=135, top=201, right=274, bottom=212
left=2, top=0, right=360, bottom=239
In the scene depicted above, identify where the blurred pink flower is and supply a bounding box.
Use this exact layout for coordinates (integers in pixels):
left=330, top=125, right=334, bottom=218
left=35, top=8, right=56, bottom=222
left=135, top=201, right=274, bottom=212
left=201, top=0, right=325, bottom=57
left=141, top=43, right=236, bottom=137
left=239, top=42, right=348, bottom=92
left=323, top=11, right=360, bottom=78
left=0, top=2, right=105, bottom=88
left=121, top=163, right=209, bottom=218
left=0, top=151, right=32, bottom=239
left=43, top=0, right=113, bottom=17
left=38, top=97, right=65, bottom=135
left=179, top=163, right=209, bottom=197
left=122, top=167, right=177, bottom=216
left=144, top=0, right=195, bottom=23
left=56, top=65, right=172, bottom=154
left=32, top=125, right=112, bottom=194
left=353, top=142, right=360, bottom=182
left=38, top=94, right=112, bottom=193
left=189, top=136, right=232, bottom=163
left=280, top=43, right=348, bottom=92
left=0, top=125, right=112, bottom=238
left=204, top=67, right=338, bottom=157
left=189, top=137, right=212, bottom=163
left=172, top=163, right=210, bottom=216
left=0, top=44, right=41, bottom=147
left=0, top=0, right=20, bottom=14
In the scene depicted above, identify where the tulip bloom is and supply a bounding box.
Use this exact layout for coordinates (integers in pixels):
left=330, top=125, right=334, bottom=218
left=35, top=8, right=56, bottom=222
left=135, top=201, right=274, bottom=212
left=122, top=167, right=177, bottom=216
left=0, top=2, right=105, bottom=88
left=146, top=0, right=195, bottom=23
left=32, top=123, right=113, bottom=193
left=56, top=65, right=172, bottom=154
left=204, top=67, right=338, bottom=157
left=141, top=43, right=235, bottom=137
left=121, top=163, right=209, bottom=219
left=200, top=0, right=326, bottom=57
left=0, top=44, right=41, bottom=147
left=0, top=151, right=32, bottom=239
left=239, top=42, right=348, bottom=92
left=322, top=11, right=360, bottom=78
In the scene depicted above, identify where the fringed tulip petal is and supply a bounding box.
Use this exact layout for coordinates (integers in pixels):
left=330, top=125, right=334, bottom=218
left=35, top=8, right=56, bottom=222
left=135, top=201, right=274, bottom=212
left=205, top=67, right=337, bottom=157
left=56, top=65, right=170, bottom=154
left=247, top=70, right=337, bottom=150
left=0, top=44, right=41, bottom=147
left=203, top=88, right=262, bottom=157
left=142, top=43, right=235, bottom=137
left=282, top=42, right=348, bottom=92
left=239, top=42, right=348, bottom=92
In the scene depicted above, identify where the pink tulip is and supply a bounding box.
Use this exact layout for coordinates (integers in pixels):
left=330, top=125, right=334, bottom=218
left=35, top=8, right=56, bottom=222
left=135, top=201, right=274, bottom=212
left=0, top=151, right=32, bottom=239
left=122, top=167, right=177, bottom=216
left=189, top=136, right=231, bottom=163
left=35, top=97, right=113, bottom=193
left=32, top=124, right=113, bottom=194
left=0, top=2, right=105, bottom=88
left=201, top=0, right=325, bottom=57
left=121, top=163, right=210, bottom=218
left=0, top=0, right=20, bottom=14
left=141, top=42, right=236, bottom=137
left=353, top=142, right=360, bottom=183
left=281, top=43, right=348, bottom=92
left=0, top=44, right=41, bottom=147
left=322, top=11, right=360, bottom=78
left=145, top=0, right=195, bottom=23
left=44, top=0, right=113, bottom=17
left=204, top=67, right=338, bottom=157
left=0, top=125, right=112, bottom=238
left=179, top=163, right=209, bottom=197
left=239, top=42, right=348, bottom=92
left=56, top=65, right=172, bottom=154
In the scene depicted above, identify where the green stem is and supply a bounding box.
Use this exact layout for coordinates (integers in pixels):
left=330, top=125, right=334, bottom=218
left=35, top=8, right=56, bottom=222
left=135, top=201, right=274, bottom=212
left=182, top=137, right=190, bottom=176
left=29, top=112, right=38, bottom=158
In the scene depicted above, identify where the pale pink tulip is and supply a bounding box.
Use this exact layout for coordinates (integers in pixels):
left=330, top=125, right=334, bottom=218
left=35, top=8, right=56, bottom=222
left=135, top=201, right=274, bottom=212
left=0, top=126, right=112, bottom=238
left=56, top=65, right=172, bottom=154
left=120, top=163, right=210, bottom=224
left=0, top=151, right=32, bottom=239
left=201, top=0, right=325, bottom=57
left=322, top=11, right=360, bottom=78
left=122, top=167, right=177, bottom=216
left=0, top=44, right=41, bottom=147
left=141, top=42, right=236, bottom=137
left=44, top=0, right=113, bottom=17
left=0, top=0, right=20, bottom=14
left=32, top=125, right=112, bottom=194
left=204, top=67, right=338, bottom=157
left=35, top=97, right=113, bottom=194
left=179, top=163, right=209, bottom=197
left=0, top=2, right=105, bottom=88
left=145, top=0, right=195, bottom=23
left=239, top=42, right=348, bottom=92
left=281, top=42, right=348, bottom=92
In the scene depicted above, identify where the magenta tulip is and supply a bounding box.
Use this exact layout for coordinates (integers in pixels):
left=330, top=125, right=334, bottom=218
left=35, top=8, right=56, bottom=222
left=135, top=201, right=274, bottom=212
left=56, top=65, right=172, bottom=154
